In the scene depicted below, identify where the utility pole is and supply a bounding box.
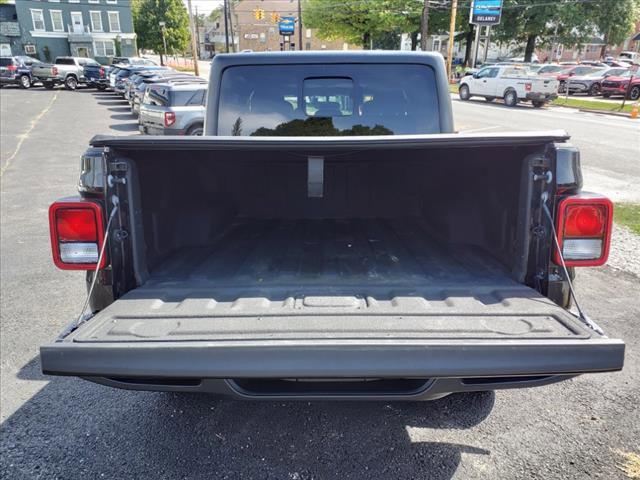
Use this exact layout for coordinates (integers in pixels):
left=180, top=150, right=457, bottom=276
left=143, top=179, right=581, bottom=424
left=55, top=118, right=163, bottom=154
left=446, top=0, right=458, bottom=79
left=195, top=6, right=201, bottom=60
left=186, top=0, right=200, bottom=76
left=483, top=26, right=491, bottom=62
left=223, top=0, right=230, bottom=53
left=471, top=23, right=480, bottom=68
left=420, top=0, right=430, bottom=51
left=159, top=21, right=167, bottom=66
left=297, top=0, right=303, bottom=51
left=228, top=0, right=236, bottom=52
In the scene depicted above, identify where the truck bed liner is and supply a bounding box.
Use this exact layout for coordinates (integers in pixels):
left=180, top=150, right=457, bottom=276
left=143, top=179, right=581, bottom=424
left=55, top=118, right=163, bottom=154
left=146, top=217, right=510, bottom=288
left=73, top=217, right=594, bottom=343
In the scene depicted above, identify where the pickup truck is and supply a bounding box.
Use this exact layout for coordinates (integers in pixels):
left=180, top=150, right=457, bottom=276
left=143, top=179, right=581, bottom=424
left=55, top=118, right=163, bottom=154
left=459, top=65, right=558, bottom=107
left=41, top=52, right=624, bottom=401
left=31, top=56, right=98, bottom=90
left=83, top=62, right=109, bottom=90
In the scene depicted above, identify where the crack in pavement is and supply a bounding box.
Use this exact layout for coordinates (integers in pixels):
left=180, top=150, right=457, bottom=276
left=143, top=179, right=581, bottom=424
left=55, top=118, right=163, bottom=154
left=0, top=91, right=59, bottom=178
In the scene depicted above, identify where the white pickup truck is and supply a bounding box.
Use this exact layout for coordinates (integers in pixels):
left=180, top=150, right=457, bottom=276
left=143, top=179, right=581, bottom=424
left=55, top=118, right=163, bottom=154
left=459, top=65, right=558, bottom=107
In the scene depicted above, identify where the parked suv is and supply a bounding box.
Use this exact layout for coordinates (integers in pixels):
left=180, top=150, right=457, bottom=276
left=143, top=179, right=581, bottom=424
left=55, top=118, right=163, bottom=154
left=130, top=73, right=204, bottom=116
left=139, top=82, right=207, bottom=135
left=0, top=56, right=43, bottom=88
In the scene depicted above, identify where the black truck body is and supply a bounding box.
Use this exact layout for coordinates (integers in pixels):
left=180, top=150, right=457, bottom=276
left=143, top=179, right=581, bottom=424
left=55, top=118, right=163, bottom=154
left=41, top=52, right=624, bottom=400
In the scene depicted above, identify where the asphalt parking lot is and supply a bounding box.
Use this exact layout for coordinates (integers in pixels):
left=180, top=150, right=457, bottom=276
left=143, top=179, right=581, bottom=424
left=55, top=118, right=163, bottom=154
left=1, top=86, right=639, bottom=479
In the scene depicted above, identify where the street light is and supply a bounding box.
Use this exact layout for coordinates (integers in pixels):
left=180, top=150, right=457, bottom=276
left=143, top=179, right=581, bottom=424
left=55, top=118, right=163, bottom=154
left=159, top=21, right=167, bottom=65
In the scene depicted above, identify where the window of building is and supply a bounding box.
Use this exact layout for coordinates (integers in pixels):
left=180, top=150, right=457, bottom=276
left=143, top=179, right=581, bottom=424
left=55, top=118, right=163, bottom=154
left=90, top=11, right=103, bottom=32
left=94, top=40, right=115, bottom=57
left=50, top=10, right=64, bottom=32
left=30, top=9, right=45, bottom=32
left=107, top=11, right=120, bottom=32
left=88, top=0, right=100, bottom=4
left=48, top=0, right=61, bottom=3
left=306, top=29, right=311, bottom=39
left=106, top=0, right=118, bottom=4
left=69, top=0, right=80, bottom=3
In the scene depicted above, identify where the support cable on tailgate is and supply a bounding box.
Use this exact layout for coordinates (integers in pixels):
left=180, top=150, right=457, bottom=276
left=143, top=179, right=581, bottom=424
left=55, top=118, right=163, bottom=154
left=74, top=195, right=119, bottom=329
left=542, top=201, right=605, bottom=336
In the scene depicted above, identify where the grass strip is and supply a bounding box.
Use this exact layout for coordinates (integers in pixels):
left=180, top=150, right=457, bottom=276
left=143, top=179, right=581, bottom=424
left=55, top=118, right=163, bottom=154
left=614, top=203, right=640, bottom=235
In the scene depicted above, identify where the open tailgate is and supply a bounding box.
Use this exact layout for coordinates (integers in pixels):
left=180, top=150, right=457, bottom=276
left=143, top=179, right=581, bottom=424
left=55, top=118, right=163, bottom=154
left=41, top=284, right=624, bottom=379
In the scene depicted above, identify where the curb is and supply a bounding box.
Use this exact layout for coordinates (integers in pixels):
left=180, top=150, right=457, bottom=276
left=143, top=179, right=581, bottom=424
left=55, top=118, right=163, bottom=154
left=552, top=103, right=632, bottom=118
left=578, top=108, right=632, bottom=117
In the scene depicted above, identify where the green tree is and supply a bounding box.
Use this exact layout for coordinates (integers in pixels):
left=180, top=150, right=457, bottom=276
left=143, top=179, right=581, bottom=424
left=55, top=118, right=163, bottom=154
left=303, top=0, right=411, bottom=48
left=134, top=0, right=190, bottom=64
left=587, top=0, right=640, bottom=58
left=492, top=0, right=605, bottom=62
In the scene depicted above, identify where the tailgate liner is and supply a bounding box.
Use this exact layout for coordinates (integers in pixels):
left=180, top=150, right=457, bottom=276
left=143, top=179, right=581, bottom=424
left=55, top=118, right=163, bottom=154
left=41, top=284, right=625, bottom=378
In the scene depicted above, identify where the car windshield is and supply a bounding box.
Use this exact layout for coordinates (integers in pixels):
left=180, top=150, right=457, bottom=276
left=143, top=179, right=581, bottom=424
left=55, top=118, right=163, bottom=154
left=582, top=69, right=608, bottom=78
left=218, top=64, right=439, bottom=136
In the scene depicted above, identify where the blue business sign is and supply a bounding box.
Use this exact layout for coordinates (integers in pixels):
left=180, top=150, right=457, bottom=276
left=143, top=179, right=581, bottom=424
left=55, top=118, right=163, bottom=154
left=279, top=16, right=296, bottom=36
left=470, top=0, right=503, bottom=25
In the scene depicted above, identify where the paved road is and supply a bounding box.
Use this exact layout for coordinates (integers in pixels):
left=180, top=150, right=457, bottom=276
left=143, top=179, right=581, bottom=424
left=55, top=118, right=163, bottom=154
left=1, top=86, right=639, bottom=480
left=452, top=96, right=640, bottom=203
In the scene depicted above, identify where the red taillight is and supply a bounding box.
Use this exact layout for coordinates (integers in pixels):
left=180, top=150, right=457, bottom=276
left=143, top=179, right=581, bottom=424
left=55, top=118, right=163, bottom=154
left=564, top=205, right=606, bottom=237
left=56, top=209, right=98, bottom=242
left=99, top=67, right=105, bottom=78
left=7, top=65, right=17, bottom=72
left=525, top=83, right=532, bottom=92
left=554, top=195, right=613, bottom=267
left=49, top=200, right=106, bottom=270
left=52, top=66, right=58, bottom=76
left=164, top=111, right=176, bottom=127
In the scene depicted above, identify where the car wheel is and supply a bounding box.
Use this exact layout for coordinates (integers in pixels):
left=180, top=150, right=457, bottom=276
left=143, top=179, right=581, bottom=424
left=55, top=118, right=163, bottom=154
left=96, top=84, right=106, bottom=91
left=588, top=84, right=600, bottom=96
left=20, top=75, right=32, bottom=89
left=458, top=84, right=470, bottom=101
left=43, top=82, right=54, bottom=90
left=485, top=96, right=495, bottom=102
left=629, top=86, right=640, bottom=101
left=187, top=125, right=204, bottom=136
left=65, top=76, right=78, bottom=90
left=602, top=93, right=611, bottom=98
left=503, top=89, right=518, bottom=107
left=532, top=100, right=545, bottom=108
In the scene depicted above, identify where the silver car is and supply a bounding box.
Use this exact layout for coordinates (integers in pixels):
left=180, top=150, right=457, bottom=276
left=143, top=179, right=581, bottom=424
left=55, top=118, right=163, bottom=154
left=139, top=83, right=207, bottom=136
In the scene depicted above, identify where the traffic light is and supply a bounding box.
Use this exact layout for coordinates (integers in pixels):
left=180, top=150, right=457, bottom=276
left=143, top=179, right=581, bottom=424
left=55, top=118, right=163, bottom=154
left=253, top=8, right=265, bottom=20
left=271, top=12, right=280, bottom=23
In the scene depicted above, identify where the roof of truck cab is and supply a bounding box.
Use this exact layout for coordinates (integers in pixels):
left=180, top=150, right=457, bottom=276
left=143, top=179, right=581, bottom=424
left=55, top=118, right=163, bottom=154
left=213, top=50, right=446, bottom=67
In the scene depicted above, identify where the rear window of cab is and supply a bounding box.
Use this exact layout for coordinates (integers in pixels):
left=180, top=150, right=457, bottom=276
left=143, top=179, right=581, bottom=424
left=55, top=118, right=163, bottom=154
left=217, top=64, right=439, bottom=136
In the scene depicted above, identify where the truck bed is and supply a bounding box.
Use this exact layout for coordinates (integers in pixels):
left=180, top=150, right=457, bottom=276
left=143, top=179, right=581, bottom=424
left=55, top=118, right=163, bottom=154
left=146, top=217, right=510, bottom=290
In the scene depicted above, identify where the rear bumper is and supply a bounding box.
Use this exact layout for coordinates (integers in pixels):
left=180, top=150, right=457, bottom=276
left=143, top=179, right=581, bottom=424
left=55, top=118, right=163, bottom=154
left=525, top=92, right=557, bottom=102
left=139, top=124, right=186, bottom=135
left=0, top=76, right=20, bottom=85
left=84, top=374, right=578, bottom=400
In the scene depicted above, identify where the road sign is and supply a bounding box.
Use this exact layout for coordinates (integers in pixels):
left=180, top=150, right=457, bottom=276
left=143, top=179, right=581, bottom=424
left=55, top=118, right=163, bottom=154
left=279, top=16, right=295, bottom=36
left=470, top=0, right=503, bottom=25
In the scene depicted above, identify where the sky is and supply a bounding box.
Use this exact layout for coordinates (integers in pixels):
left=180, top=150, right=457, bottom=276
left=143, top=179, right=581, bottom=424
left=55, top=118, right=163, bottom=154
left=183, top=0, right=223, bottom=15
